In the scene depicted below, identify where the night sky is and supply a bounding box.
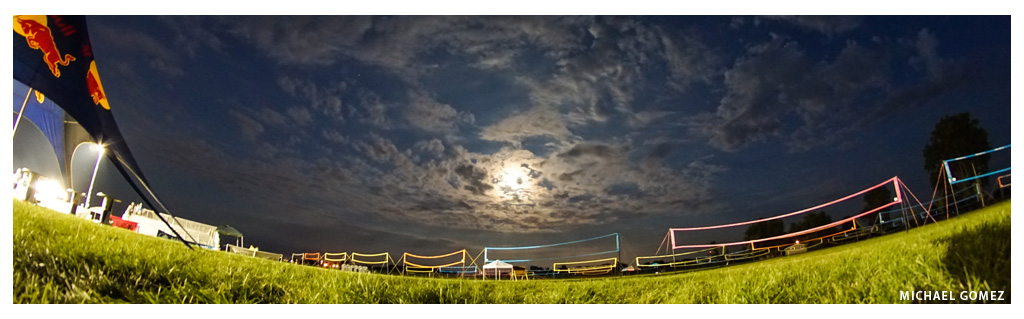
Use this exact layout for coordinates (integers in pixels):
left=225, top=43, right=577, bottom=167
left=11, top=15, right=1012, bottom=264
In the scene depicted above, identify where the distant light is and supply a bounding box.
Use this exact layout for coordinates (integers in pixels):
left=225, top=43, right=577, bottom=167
left=893, top=197, right=899, bottom=202
left=795, top=240, right=800, bottom=244
left=951, top=177, right=957, bottom=182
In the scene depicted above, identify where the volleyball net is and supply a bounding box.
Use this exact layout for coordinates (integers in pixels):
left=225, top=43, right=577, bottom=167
left=438, top=265, right=479, bottom=275
left=943, top=144, right=1010, bottom=187
left=401, top=249, right=468, bottom=273
left=323, top=252, right=347, bottom=261
left=483, top=233, right=620, bottom=274
left=552, top=257, right=619, bottom=275
left=653, top=177, right=908, bottom=267
left=350, top=252, right=391, bottom=266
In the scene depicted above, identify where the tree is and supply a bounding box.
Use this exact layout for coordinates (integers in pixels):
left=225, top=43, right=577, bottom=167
left=922, top=113, right=991, bottom=191
left=706, top=241, right=722, bottom=255
left=861, top=187, right=893, bottom=226
left=744, top=219, right=785, bottom=241
left=787, top=211, right=837, bottom=241
left=862, top=187, right=893, bottom=213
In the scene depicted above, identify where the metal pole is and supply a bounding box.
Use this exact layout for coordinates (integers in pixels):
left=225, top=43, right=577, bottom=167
left=85, top=145, right=104, bottom=208
left=617, top=233, right=622, bottom=276
left=13, top=88, right=33, bottom=138
left=972, top=162, right=985, bottom=208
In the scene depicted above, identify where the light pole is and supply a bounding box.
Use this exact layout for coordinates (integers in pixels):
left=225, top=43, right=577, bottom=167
left=85, top=143, right=104, bottom=209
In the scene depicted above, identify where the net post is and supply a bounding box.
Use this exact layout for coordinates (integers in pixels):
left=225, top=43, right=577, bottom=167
left=669, top=231, right=677, bottom=266
left=616, top=233, right=622, bottom=277
left=892, top=177, right=910, bottom=233
left=943, top=169, right=955, bottom=219
left=972, top=162, right=986, bottom=208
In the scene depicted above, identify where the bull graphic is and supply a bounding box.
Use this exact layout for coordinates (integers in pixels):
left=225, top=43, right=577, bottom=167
left=87, top=61, right=110, bottom=109
left=15, top=16, right=76, bottom=78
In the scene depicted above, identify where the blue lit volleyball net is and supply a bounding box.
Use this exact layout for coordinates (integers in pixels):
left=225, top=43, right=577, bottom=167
left=943, top=144, right=1010, bottom=188
left=484, top=233, right=620, bottom=275
left=640, top=177, right=912, bottom=268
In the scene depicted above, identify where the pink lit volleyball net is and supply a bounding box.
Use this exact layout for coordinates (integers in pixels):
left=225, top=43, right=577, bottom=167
left=639, top=177, right=921, bottom=267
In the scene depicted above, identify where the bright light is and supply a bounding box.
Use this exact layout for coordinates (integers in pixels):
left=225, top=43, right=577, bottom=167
left=91, top=143, right=105, bottom=153
left=34, top=178, right=67, bottom=202
left=498, top=167, right=527, bottom=190
left=494, top=166, right=534, bottom=200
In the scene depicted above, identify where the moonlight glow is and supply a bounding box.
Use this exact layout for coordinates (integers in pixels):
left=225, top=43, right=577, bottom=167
left=494, top=165, right=533, bottom=201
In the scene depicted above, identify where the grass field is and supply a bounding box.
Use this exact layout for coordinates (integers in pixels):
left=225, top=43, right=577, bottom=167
left=13, top=199, right=1010, bottom=303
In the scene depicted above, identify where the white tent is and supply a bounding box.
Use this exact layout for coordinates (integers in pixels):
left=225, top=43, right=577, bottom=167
left=482, top=260, right=513, bottom=279
left=123, top=203, right=220, bottom=250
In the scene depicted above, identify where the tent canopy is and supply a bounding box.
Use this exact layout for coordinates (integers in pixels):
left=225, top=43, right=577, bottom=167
left=217, top=225, right=244, bottom=238
left=483, top=260, right=513, bottom=270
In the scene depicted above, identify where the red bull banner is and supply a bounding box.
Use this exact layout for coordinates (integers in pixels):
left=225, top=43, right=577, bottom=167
left=13, top=15, right=150, bottom=191
left=14, top=16, right=109, bottom=128
left=13, top=15, right=190, bottom=248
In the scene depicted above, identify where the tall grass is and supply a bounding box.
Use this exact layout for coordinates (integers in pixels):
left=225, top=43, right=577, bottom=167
left=13, top=199, right=1010, bottom=303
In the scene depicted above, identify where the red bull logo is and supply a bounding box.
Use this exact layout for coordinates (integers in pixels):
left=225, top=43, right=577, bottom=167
left=14, top=15, right=76, bottom=78
left=87, top=61, right=110, bottom=110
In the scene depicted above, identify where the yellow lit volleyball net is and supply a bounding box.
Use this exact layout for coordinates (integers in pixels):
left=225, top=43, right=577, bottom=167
left=552, top=257, right=619, bottom=275
left=350, top=252, right=391, bottom=266
left=320, top=252, right=348, bottom=268
left=401, top=249, right=468, bottom=274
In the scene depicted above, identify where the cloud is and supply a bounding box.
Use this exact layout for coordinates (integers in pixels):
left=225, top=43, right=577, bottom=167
left=254, top=107, right=288, bottom=127
left=321, top=129, right=348, bottom=144
left=557, top=143, right=620, bottom=160
left=228, top=16, right=373, bottom=66
left=479, top=106, right=575, bottom=146
left=354, top=134, right=401, bottom=164
left=159, top=16, right=226, bottom=58
left=227, top=110, right=264, bottom=142
left=453, top=163, right=493, bottom=196
left=92, top=24, right=185, bottom=77
left=764, top=16, right=862, bottom=36
left=660, top=30, right=722, bottom=92
left=911, top=28, right=944, bottom=80
left=414, top=139, right=445, bottom=158
left=403, top=92, right=473, bottom=134
left=286, top=106, right=314, bottom=126
left=276, top=76, right=347, bottom=122
left=694, top=35, right=890, bottom=152
left=356, top=88, right=392, bottom=129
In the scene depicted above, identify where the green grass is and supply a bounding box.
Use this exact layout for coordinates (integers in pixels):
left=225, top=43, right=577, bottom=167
left=13, top=199, right=1010, bottom=303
